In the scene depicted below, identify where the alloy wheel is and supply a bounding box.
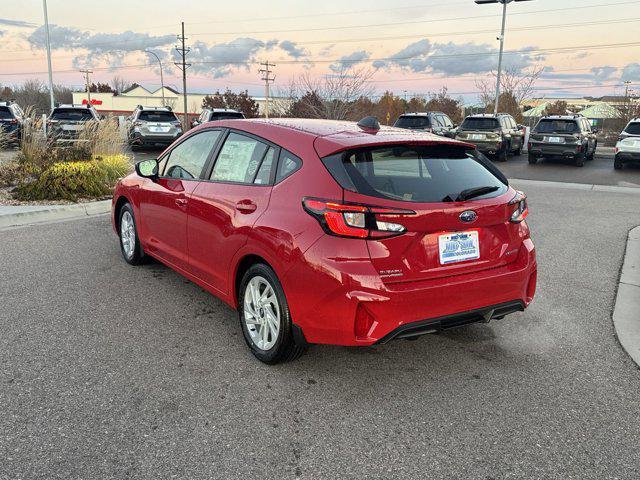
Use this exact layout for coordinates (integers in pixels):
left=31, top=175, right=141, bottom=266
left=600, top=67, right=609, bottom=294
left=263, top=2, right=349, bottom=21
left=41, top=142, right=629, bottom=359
left=120, top=211, right=136, bottom=259
left=243, top=276, right=281, bottom=351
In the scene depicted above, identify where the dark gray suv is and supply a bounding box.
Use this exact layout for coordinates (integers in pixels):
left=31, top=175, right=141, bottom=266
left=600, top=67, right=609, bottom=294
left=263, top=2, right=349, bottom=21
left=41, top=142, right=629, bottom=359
left=394, top=112, right=456, bottom=138
left=455, top=113, right=524, bottom=161
left=528, top=115, right=597, bottom=167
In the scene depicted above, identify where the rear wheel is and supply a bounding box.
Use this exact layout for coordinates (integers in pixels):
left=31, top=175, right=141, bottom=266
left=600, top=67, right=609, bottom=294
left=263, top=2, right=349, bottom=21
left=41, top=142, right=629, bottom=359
left=587, top=141, right=597, bottom=161
left=528, top=154, right=538, bottom=165
left=614, top=155, right=623, bottom=170
left=118, top=203, right=146, bottom=265
left=238, top=264, right=306, bottom=364
left=497, top=146, right=508, bottom=162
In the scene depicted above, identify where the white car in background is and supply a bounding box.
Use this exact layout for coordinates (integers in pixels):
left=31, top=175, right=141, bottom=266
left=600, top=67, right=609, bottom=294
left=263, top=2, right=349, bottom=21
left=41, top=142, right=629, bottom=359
left=615, top=118, right=640, bottom=170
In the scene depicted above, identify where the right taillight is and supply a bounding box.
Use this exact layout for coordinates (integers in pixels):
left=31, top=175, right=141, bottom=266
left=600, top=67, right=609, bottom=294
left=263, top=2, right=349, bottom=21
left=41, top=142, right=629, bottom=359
left=509, top=191, right=528, bottom=223
left=302, top=198, right=415, bottom=239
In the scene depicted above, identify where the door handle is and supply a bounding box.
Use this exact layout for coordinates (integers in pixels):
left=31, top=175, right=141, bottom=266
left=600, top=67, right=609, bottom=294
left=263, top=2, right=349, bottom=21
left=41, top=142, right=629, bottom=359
left=175, top=198, right=188, bottom=207
left=236, top=200, right=257, bottom=213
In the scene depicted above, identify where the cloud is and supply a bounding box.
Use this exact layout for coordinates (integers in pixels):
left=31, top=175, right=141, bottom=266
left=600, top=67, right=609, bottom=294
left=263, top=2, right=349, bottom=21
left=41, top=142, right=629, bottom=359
left=180, top=37, right=268, bottom=78
left=540, top=65, right=619, bottom=85
left=373, top=39, right=542, bottom=75
left=329, top=50, right=370, bottom=72
left=279, top=40, right=307, bottom=59
left=622, top=63, right=640, bottom=82
left=591, top=66, right=617, bottom=81
left=0, top=30, right=4, bottom=37
left=0, top=18, right=36, bottom=28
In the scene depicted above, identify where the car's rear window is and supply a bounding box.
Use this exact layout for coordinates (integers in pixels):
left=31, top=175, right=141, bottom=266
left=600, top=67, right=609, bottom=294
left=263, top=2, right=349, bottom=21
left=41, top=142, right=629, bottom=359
left=138, top=111, right=178, bottom=122
left=624, top=122, right=640, bottom=135
left=50, top=109, right=94, bottom=121
left=209, top=112, right=244, bottom=121
left=322, top=145, right=508, bottom=203
left=461, top=117, right=499, bottom=130
left=535, top=119, right=578, bottom=134
left=394, top=116, right=431, bottom=129
left=0, top=107, right=14, bottom=120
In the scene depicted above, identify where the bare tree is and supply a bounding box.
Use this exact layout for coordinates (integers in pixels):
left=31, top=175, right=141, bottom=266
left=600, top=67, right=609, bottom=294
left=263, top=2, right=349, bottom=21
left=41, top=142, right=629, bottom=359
left=288, top=67, right=375, bottom=120
left=476, top=66, right=544, bottom=109
left=110, top=76, right=131, bottom=95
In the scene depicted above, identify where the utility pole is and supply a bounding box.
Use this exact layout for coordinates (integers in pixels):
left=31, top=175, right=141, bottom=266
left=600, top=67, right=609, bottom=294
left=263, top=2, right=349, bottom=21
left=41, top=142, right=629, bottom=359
left=259, top=61, right=275, bottom=119
left=174, top=22, right=191, bottom=130
left=145, top=50, right=166, bottom=107
left=42, top=0, right=55, bottom=111
left=474, top=0, right=533, bottom=115
left=624, top=80, right=632, bottom=121
left=79, top=69, right=93, bottom=103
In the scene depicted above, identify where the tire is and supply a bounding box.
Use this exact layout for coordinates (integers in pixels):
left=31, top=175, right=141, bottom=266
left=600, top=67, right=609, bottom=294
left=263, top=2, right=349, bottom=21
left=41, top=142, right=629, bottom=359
left=614, top=155, right=623, bottom=170
left=575, top=154, right=585, bottom=167
left=515, top=144, right=523, bottom=156
left=528, top=154, right=538, bottom=165
left=118, top=203, right=146, bottom=265
left=497, top=148, right=508, bottom=162
left=238, top=263, right=307, bottom=364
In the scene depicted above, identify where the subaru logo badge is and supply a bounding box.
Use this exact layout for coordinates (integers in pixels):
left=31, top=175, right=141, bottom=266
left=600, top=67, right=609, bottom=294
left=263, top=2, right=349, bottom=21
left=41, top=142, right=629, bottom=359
left=460, top=210, right=477, bottom=223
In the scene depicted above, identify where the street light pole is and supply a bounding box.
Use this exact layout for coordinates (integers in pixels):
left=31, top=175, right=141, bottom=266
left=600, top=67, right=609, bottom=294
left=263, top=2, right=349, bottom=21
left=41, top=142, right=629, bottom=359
left=42, top=0, right=55, bottom=111
left=474, top=0, right=533, bottom=116
left=145, top=50, right=165, bottom=106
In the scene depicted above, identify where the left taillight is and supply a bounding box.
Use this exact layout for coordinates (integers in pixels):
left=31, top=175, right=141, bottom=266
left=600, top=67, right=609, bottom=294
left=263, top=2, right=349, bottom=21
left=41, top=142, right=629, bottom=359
left=302, top=198, right=415, bottom=239
left=509, top=191, right=528, bottom=223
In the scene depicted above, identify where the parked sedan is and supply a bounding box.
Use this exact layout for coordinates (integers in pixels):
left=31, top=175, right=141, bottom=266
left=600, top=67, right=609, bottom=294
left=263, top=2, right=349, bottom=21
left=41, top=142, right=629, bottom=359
left=112, top=118, right=537, bottom=363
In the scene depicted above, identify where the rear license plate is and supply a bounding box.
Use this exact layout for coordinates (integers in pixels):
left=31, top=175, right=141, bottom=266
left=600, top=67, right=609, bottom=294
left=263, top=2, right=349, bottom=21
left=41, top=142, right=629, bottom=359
left=438, top=231, right=480, bottom=265
left=150, top=126, right=169, bottom=133
left=546, top=136, right=563, bottom=143
left=470, top=134, right=485, bottom=140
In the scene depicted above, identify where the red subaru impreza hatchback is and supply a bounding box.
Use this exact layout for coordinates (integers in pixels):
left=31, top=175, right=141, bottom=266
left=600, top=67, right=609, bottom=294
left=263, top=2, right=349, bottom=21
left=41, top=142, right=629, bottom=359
left=112, top=118, right=536, bottom=363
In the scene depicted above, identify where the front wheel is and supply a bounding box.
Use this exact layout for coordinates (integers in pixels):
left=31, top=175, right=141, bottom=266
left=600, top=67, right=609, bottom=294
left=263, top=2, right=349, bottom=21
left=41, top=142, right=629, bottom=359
left=238, top=264, right=307, bottom=364
left=118, top=203, right=146, bottom=265
left=528, top=154, right=538, bottom=164
left=575, top=154, right=585, bottom=167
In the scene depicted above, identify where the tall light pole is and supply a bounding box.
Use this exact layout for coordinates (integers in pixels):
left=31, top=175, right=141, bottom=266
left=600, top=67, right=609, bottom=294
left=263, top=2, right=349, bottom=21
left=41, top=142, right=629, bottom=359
left=42, top=0, right=55, bottom=111
left=475, top=0, right=533, bottom=116
left=144, top=50, right=166, bottom=106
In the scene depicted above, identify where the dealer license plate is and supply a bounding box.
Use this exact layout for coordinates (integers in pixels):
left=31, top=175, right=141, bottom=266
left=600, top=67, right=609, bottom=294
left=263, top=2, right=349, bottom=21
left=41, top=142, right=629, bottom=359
left=438, top=231, right=480, bottom=265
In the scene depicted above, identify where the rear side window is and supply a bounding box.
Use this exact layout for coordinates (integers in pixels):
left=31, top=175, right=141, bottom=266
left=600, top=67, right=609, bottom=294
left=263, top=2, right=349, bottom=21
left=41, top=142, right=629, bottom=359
left=50, top=109, right=94, bottom=121
left=394, top=116, right=431, bottom=129
left=138, top=111, right=177, bottom=122
left=276, top=150, right=302, bottom=183
left=624, top=122, right=640, bottom=135
left=461, top=118, right=500, bottom=130
left=0, top=107, right=13, bottom=119
left=535, top=119, right=578, bottom=134
left=322, top=145, right=507, bottom=203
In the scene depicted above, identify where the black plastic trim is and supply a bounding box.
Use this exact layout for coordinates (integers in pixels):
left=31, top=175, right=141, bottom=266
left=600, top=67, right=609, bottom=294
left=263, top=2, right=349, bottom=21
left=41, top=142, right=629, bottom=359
left=376, top=300, right=525, bottom=344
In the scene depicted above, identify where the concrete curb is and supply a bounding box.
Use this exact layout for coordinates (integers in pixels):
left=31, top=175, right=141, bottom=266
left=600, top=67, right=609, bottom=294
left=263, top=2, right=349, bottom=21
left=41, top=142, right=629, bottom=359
left=0, top=200, right=111, bottom=229
left=613, top=226, right=640, bottom=367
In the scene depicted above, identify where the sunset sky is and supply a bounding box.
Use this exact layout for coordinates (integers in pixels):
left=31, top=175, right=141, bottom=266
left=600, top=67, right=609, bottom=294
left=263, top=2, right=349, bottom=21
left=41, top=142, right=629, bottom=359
left=1, top=0, right=639, bottom=103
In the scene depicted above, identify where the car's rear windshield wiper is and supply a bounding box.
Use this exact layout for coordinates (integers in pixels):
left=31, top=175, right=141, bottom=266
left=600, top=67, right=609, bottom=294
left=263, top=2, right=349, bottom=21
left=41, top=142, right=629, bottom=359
left=454, top=186, right=500, bottom=202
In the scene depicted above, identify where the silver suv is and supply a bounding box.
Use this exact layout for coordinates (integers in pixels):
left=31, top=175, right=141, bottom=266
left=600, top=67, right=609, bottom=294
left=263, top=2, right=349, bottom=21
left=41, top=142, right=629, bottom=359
left=127, top=106, right=182, bottom=149
left=47, top=104, right=101, bottom=143
left=191, top=108, right=244, bottom=128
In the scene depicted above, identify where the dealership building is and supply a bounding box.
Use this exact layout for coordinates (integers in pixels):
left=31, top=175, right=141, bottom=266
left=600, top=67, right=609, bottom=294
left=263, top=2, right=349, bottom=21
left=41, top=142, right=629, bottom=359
left=71, top=84, right=289, bottom=118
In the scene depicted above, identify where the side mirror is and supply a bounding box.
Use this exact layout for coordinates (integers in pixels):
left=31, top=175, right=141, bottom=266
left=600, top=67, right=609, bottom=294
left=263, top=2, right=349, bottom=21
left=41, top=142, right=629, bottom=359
left=135, top=159, right=159, bottom=180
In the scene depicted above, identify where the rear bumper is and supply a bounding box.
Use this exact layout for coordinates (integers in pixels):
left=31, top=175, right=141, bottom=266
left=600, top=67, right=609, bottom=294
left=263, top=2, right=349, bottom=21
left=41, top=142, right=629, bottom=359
left=529, top=142, right=582, bottom=158
left=282, top=234, right=537, bottom=346
left=129, top=132, right=180, bottom=146
left=458, top=139, right=503, bottom=155
left=616, top=151, right=640, bottom=162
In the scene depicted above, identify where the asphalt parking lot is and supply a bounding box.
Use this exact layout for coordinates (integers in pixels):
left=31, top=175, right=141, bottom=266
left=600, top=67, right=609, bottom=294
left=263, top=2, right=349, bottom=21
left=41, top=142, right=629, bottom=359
left=2, top=183, right=640, bottom=479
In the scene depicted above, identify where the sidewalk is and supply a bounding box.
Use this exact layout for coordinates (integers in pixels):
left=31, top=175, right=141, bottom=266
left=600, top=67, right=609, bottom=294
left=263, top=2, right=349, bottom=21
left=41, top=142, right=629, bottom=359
left=0, top=200, right=111, bottom=228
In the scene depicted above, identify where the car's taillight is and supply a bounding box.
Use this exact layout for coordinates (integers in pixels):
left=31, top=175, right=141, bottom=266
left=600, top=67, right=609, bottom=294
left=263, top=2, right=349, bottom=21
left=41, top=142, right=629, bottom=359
left=302, top=198, right=415, bottom=239
left=615, top=147, right=619, bottom=153
left=9, top=119, right=18, bottom=125
left=509, top=191, right=528, bottom=223
left=133, top=120, right=143, bottom=127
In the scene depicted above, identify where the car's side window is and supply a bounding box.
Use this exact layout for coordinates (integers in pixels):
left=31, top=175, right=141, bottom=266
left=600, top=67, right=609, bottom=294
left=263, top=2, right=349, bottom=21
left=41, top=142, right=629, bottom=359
left=276, top=150, right=302, bottom=183
left=210, top=132, right=273, bottom=184
left=162, top=130, right=221, bottom=180
left=440, top=115, right=453, bottom=128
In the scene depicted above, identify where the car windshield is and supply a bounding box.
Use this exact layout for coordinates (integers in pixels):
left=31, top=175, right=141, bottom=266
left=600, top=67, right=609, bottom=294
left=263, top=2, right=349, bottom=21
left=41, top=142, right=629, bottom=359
left=461, top=117, right=500, bottom=131
left=394, top=116, right=431, bottom=129
left=624, top=122, right=640, bottom=135
left=210, top=112, right=244, bottom=120
left=138, top=111, right=177, bottom=122
left=50, top=109, right=94, bottom=121
left=0, top=107, right=14, bottom=120
left=535, top=119, right=578, bottom=134
left=322, top=145, right=507, bottom=203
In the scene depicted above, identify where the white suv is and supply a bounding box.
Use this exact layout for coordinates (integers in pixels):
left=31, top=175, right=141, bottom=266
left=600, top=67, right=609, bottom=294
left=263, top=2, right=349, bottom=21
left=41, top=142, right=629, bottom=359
left=615, top=119, right=640, bottom=170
